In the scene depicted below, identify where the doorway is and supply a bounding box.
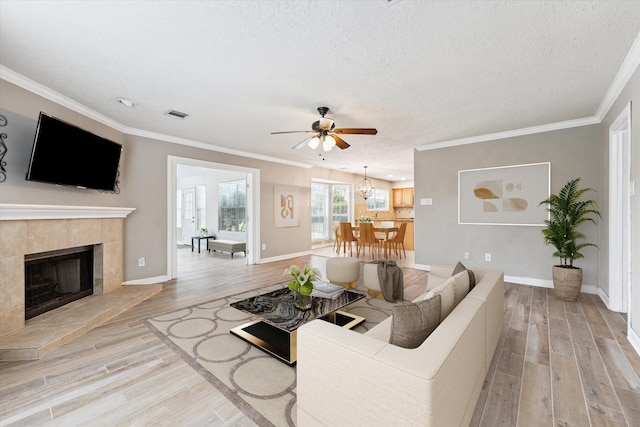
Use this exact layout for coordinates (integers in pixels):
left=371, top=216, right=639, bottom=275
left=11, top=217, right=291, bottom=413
left=167, top=156, right=261, bottom=280
left=608, top=102, right=631, bottom=313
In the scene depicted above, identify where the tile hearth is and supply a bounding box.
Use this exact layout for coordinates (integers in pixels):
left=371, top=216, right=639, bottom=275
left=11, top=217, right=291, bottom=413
left=0, top=283, right=162, bottom=361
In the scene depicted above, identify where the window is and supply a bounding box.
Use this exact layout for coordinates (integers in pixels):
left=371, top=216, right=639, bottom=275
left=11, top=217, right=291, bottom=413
left=311, top=184, right=329, bottom=240
left=196, top=185, right=206, bottom=231
left=332, top=184, right=350, bottom=223
left=366, top=189, right=390, bottom=211
left=219, top=180, right=246, bottom=232
left=311, top=182, right=351, bottom=241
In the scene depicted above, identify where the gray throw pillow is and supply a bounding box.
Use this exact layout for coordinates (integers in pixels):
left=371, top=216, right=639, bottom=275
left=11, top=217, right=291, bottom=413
left=452, top=261, right=476, bottom=290
left=389, top=294, right=441, bottom=349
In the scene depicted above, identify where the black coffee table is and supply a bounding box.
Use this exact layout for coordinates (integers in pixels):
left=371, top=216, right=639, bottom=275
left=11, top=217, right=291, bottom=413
left=230, top=287, right=365, bottom=365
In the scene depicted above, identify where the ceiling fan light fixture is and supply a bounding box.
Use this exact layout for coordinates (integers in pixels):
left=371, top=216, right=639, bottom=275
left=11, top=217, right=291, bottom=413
left=308, top=136, right=320, bottom=149
left=319, top=117, right=335, bottom=130
left=322, top=135, right=336, bottom=151
left=357, top=166, right=375, bottom=200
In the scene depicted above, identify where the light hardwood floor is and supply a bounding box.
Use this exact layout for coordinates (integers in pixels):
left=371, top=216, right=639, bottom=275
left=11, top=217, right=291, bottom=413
left=1, top=247, right=639, bottom=426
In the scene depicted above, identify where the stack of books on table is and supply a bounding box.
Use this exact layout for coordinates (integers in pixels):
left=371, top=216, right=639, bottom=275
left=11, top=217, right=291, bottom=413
left=311, top=281, right=345, bottom=299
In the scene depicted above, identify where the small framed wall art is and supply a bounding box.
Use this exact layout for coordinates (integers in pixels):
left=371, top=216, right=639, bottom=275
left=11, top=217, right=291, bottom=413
left=458, top=162, right=550, bottom=226
left=274, top=185, right=299, bottom=228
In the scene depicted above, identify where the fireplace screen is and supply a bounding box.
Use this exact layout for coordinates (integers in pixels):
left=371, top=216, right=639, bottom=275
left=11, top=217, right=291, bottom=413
left=24, top=245, right=94, bottom=320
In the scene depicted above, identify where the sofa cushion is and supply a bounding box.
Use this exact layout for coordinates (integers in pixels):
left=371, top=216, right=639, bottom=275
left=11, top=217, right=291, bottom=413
left=424, top=276, right=455, bottom=321
left=389, top=294, right=441, bottom=349
left=452, top=261, right=476, bottom=291
left=426, top=264, right=454, bottom=291
left=450, top=270, right=470, bottom=307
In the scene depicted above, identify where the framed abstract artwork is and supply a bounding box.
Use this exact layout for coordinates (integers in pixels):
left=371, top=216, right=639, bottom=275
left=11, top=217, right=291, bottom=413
left=458, top=162, right=550, bottom=226
left=274, top=185, right=299, bottom=228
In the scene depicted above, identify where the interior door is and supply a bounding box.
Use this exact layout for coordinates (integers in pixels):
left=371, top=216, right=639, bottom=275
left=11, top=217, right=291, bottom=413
left=181, top=186, right=196, bottom=244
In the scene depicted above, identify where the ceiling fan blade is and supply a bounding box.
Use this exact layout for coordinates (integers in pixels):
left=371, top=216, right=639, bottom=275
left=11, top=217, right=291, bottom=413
left=271, top=130, right=314, bottom=134
left=333, top=128, right=378, bottom=135
left=332, top=134, right=350, bottom=150
left=292, top=136, right=312, bottom=150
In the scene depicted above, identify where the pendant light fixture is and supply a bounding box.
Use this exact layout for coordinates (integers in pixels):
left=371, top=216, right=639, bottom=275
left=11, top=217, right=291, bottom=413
left=357, top=166, right=375, bottom=200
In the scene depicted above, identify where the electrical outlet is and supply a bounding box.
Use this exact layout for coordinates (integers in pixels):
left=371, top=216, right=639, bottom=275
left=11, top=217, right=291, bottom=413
left=138, top=257, right=145, bottom=267
left=485, top=253, right=491, bottom=262
left=262, top=243, right=266, bottom=250
left=464, top=252, right=470, bottom=259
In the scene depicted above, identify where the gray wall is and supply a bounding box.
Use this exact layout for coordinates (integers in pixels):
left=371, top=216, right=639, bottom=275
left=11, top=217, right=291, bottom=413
left=414, top=125, right=601, bottom=286
left=0, top=81, right=125, bottom=207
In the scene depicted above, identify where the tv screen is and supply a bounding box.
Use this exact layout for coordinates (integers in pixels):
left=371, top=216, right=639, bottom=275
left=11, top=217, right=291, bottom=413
left=26, top=113, right=122, bottom=192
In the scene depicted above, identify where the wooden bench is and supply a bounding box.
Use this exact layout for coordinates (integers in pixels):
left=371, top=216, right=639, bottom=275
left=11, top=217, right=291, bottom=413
left=207, top=239, right=246, bottom=259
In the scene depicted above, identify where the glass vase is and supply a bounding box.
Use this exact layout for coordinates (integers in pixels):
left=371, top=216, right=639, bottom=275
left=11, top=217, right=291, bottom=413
left=293, top=290, right=312, bottom=310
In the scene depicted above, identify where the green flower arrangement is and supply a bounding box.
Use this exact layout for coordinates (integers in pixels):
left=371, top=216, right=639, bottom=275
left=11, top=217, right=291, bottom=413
left=284, top=265, right=322, bottom=296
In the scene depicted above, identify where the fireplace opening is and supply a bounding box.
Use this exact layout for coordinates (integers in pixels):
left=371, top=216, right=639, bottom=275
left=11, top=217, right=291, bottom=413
left=24, top=245, right=94, bottom=320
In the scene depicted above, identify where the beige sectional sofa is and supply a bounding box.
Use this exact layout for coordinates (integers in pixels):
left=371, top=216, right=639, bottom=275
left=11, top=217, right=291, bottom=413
left=297, top=265, right=504, bottom=427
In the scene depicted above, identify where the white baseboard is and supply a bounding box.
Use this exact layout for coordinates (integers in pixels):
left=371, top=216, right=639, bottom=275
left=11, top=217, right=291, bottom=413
left=312, top=242, right=334, bottom=250
left=259, top=250, right=313, bottom=264
left=502, top=275, right=599, bottom=295
left=124, top=275, right=170, bottom=285
left=598, top=288, right=611, bottom=308
left=628, top=327, right=640, bottom=357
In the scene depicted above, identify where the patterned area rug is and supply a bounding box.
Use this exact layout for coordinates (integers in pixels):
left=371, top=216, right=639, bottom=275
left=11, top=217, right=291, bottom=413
left=143, top=283, right=396, bottom=427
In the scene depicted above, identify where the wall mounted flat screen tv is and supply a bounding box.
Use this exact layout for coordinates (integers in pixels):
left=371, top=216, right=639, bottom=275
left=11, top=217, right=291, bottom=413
left=26, top=112, right=122, bottom=192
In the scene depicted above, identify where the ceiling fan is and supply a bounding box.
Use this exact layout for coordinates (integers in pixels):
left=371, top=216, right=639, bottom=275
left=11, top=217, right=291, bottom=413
left=271, top=106, right=377, bottom=151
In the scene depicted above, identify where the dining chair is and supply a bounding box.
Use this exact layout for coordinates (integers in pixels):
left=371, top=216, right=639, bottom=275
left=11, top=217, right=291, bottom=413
left=376, top=220, right=395, bottom=240
left=388, top=222, right=408, bottom=258
left=332, top=221, right=342, bottom=253
left=358, top=222, right=383, bottom=258
left=339, top=222, right=359, bottom=256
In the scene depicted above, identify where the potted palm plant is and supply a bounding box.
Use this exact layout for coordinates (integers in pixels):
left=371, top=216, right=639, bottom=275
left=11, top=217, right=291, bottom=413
left=538, top=178, right=600, bottom=301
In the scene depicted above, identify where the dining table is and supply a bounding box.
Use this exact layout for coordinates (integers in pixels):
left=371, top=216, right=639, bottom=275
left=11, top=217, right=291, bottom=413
left=352, top=224, right=398, bottom=258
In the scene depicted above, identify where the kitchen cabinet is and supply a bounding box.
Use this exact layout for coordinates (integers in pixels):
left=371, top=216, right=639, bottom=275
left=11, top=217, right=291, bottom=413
left=393, top=188, right=414, bottom=207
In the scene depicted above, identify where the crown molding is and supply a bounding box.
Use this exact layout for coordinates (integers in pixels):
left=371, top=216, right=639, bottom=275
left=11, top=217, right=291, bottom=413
left=0, top=66, right=126, bottom=131
left=125, top=127, right=312, bottom=169
left=416, top=116, right=600, bottom=151
left=595, top=31, right=640, bottom=121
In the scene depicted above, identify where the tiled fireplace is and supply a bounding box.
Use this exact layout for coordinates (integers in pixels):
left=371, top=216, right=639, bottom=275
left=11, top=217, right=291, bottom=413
left=0, top=204, right=135, bottom=337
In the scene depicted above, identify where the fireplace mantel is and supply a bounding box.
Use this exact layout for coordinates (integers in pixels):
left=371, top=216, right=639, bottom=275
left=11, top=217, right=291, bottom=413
left=0, top=204, right=136, bottom=220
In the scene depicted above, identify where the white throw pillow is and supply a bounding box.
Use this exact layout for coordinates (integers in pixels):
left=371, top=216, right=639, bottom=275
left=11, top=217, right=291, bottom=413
left=450, top=270, right=470, bottom=307
left=426, top=275, right=455, bottom=321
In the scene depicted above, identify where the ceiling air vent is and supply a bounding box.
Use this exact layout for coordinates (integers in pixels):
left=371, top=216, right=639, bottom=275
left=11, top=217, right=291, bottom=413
left=165, top=110, right=189, bottom=120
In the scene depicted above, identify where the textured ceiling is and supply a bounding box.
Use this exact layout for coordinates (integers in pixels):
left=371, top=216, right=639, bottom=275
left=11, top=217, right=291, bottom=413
left=1, top=1, right=639, bottom=181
